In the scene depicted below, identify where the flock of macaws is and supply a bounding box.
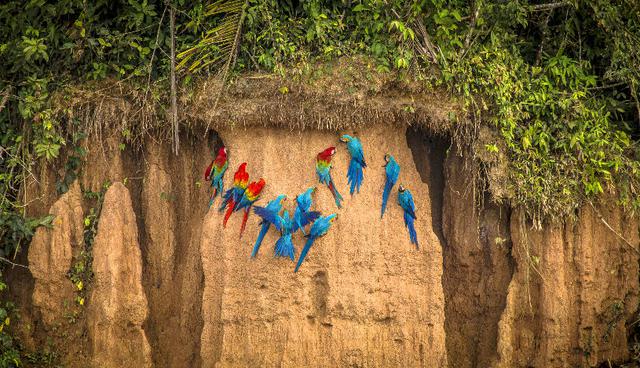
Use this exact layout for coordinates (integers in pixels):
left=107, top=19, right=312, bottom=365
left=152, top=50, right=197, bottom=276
left=203, top=134, right=419, bottom=272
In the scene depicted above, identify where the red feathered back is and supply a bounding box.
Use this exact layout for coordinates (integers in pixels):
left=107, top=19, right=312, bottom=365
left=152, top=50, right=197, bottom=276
left=213, top=146, right=227, bottom=166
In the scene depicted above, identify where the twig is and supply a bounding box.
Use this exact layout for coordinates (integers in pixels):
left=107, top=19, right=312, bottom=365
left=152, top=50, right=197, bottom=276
left=535, top=9, right=553, bottom=66
left=413, top=18, right=439, bottom=64
left=531, top=2, right=571, bottom=12
left=464, top=0, right=480, bottom=49
left=588, top=201, right=640, bottom=256
left=167, top=2, right=179, bottom=155
left=0, top=85, right=11, bottom=114
left=144, top=5, right=168, bottom=101
left=205, top=1, right=247, bottom=133
left=0, top=256, right=29, bottom=269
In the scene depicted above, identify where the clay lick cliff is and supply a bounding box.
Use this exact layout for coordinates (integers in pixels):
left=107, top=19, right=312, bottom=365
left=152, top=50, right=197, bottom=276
left=6, top=78, right=639, bottom=368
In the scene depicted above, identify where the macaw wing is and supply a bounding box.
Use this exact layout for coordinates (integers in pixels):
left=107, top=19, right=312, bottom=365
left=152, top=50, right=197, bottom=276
left=403, top=193, right=417, bottom=219
left=204, top=160, right=214, bottom=180
left=387, top=161, right=400, bottom=182
left=297, top=194, right=312, bottom=210
left=353, top=144, right=366, bottom=167
left=213, top=161, right=228, bottom=179
left=292, top=210, right=321, bottom=233
left=254, top=206, right=284, bottom=232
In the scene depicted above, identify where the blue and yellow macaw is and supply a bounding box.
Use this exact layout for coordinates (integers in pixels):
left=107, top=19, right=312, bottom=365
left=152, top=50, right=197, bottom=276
left=251, top=194, right=286, bottom=258
left=254, top=206, right=320, bottom=261
left=293, top=187, right=316, bottom=235
left=295, top=214, right=337, bottom=273
left=397, top=185, right=418, bottom=248
left=340, top=134, right=366, bottom=195
left=381, top=154, right=400, bottom=218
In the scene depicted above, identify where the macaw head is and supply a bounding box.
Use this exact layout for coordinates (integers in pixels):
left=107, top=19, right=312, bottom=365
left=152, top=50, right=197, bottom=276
left=340, top=134, right=353, bottom=143
left=238, top=162, right=247, bottom=172
left=318, top=146, right=337, bottom=161
left=398, top=184, right=406, bottom=193
left=384, top=154, right=391, bottom=166
left=276, top=194, right=287, bottom=203
left=327, top=213, right=338, bottom=223
left=218, top=146, right=227, bottom=157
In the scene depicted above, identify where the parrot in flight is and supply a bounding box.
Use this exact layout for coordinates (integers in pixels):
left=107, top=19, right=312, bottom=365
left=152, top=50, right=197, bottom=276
left=397, top=185, right=418, bottom=248
left=234, top=178, right=266, bottom=238
left=295, top=214, right=337, bottom=273
left=293, top=187, right=316, bottom=235
left=340, top=134, right=367, bottom=195
left=381, top=154, right=400, bottom=218
left=205, top=146, right=229, bottom=207
left=316, top=147, right=343, bottom=208
left=220, top=163, right=249, bottom=227
left=251, top=194, right=287, bottom=258
left=253, top=207, right=320, bottom=261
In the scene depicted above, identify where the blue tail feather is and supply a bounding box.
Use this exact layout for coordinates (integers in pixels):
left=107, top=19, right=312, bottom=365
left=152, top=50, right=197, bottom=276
left=404, top=212, right=419, bottom=248
left=275, top=235, right=295, bottom=261
left=328, top=179, right=343, bottom=208
left=295, top=236, right=315, bottom=272
left=381, top=179, right=393, bottom=218
left=347, top=159, right=364, bottom=195
left=251, top=223, right=270, bottom=258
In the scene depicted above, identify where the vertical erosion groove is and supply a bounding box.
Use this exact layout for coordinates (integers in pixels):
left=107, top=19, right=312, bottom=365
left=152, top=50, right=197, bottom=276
left=138, top=130, right=215, bottom=368
left=406, top=128, right=514, bottom=367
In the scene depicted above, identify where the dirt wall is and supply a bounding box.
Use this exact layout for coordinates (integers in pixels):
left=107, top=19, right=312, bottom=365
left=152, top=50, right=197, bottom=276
left=8, top=125, right=639, bottom=368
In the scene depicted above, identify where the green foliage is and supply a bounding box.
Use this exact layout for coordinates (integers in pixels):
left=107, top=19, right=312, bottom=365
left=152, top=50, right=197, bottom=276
left=0, top=0, right=640, bottom=360
left=0, top=292, right=20, bottom=368
left=67, top=182, right=109, bottom=308
left=56, top=129, right=87, bottom=195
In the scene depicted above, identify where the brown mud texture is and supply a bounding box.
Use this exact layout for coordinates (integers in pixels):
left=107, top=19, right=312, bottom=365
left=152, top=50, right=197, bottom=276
left=6, top=125, right=638, bottom=368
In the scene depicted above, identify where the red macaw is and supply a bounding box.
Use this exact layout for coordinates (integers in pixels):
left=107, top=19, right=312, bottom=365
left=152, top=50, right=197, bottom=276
left=205, top=146, right=229, bottom=207
left=316, top=146, right=343, bottom=208
left=234, top=178, right=266, bottom=238
left=220, top=163, right=249, bottom=227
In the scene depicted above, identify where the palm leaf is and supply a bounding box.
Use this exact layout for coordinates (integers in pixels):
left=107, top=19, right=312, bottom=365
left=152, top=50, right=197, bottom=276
left=178, top=0, right=246, bottom=75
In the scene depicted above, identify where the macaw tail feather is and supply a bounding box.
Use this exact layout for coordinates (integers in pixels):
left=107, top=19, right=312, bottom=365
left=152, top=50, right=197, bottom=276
left=208, top=188, right=218, bottom=208
left=274, top=236, right=295, bottom=261
left=295, top=236, right=315, bottom=273
left=251, top=223, right=270, bottom=257
left=404, top=212, right=419, bottom=248
left=222, top=199, right=235, bottom=228
left=328, top=180, right=343, bottom=208
left=381, top=179, right=393, bottom=218
left=239, top=207, right=250, bottom=238
left=347, top=159, right=364, bottom=195
left=298, top=219, right=307, bottom=236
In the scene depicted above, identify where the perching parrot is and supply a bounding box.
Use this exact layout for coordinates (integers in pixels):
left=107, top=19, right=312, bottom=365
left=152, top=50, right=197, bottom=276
left=220, top=163, right=249, bottom=227
left=251, top=194, right=287, bottom=258
left=381, top=154, right=400, bottom=218
left=293, top=187, right=316, bottom=236
left=233, top=178, right=266, bottom=238
left=340, top=135, right=366, bottom=195
left=316, top=147, right=343, bottom=208
left=397, top=185, right=418, bottom=248
left=294, top=214, right=337, bottom=273
left=205, top=146, right=229, bottom=207
left=253, top=206, right=320, bottom=261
